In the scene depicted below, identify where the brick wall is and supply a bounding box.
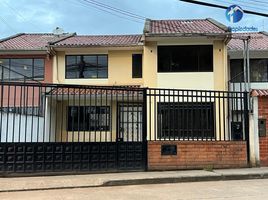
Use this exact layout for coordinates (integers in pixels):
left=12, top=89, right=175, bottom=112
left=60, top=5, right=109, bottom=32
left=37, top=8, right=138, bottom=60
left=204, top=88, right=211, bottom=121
left=258, top=97, right=268, bottom=166
left=148, top=141, right=248, bottom=170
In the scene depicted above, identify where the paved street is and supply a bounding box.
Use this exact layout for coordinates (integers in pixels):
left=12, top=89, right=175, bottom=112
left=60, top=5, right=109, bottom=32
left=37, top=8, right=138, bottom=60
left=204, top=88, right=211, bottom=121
left=0, top=179, right=268, bottom=200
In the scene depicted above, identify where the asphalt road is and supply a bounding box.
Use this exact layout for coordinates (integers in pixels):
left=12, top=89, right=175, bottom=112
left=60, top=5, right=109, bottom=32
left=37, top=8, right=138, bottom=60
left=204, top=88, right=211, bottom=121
left=1, top=179, right=268, bottom=200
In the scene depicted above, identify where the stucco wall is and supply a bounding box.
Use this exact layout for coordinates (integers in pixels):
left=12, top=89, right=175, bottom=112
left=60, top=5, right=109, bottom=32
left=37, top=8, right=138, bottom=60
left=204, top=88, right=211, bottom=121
left=53, top=49, right=143, bottom=86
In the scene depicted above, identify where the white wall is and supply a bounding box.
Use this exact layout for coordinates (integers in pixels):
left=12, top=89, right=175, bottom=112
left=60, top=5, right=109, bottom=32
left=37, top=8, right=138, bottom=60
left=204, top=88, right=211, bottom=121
left=0, top=113, right=45, bottom=142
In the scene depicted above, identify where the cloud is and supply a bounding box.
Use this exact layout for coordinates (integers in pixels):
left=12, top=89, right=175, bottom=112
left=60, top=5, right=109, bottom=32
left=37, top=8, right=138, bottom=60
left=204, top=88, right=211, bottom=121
left=0, top=0, right=267, bottom=38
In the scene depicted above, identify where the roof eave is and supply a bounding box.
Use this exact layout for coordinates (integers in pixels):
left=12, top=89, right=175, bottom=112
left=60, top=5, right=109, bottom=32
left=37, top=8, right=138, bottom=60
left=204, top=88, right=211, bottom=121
left=51, top=44, right=144, bottom=48
left=144, top=33, right=230, bottom=41
left=0, top=49, right=48, bottom=55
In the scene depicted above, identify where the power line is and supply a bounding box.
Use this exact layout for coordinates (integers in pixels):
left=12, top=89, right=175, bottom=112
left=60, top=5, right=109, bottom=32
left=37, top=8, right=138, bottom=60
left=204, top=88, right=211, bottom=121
left=80, top=0, right=146, bottom=20
left=179, top=0, right=268, bottom=17
left=70, top=0, right=220, bottom=34
left=69, top=0, right=144, bottom=24
left=1, top=0, right=43, bottom=32
left=211, top=0, right=268, bottom=12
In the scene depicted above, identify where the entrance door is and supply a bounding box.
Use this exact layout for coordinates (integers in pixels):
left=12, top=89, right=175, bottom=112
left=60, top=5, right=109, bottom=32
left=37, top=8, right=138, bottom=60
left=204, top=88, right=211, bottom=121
left=117, top=103, right=143, bottom=142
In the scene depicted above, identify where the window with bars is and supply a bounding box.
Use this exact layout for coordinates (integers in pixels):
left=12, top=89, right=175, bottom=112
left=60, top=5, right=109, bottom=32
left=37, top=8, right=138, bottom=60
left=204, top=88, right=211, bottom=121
left=157, top=102, right=215, bottom=139
left=67, top=106, right=110, bottom=131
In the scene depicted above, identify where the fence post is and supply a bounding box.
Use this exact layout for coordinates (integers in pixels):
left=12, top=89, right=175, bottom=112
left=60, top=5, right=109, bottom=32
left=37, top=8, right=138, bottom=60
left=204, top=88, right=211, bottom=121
left=142, top=88, right=148, bottom=170
left=243, top=92, right=250, bottom=163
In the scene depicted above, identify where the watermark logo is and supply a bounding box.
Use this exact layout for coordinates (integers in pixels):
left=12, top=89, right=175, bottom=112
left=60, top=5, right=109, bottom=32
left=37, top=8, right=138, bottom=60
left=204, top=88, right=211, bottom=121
left=228, top=26, right=258, bottom=32
left=226, top=5, right=244, bottom=23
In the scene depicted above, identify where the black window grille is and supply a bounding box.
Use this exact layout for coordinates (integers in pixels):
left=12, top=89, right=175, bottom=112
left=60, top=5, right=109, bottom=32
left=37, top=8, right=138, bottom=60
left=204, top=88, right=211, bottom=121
left=157, top=102, right=215, bottom=139
left=67, top=106, right=110, bottom=131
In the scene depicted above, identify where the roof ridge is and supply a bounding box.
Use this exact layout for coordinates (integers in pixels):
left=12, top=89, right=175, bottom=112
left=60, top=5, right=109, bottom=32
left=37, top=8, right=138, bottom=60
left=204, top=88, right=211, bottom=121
left=73, top=34, right=142, bottom=37
left=206, top=18, right=230, bottom=32
left=49, top=33, right=77, bottom=45
left=0, top=33, right=25, bottom=43
left=149, top=18, right=207, bottom=22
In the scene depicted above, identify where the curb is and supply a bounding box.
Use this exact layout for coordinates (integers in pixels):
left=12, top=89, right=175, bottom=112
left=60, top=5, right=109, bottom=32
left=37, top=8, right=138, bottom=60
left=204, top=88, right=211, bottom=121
left=103, top=173, right=268, bottom=186
left=0, top=173, right=268, bottom=193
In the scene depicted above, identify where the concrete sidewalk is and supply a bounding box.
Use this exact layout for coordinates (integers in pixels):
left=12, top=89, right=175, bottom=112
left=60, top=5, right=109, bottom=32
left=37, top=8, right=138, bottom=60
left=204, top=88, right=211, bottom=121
left=1, top=168, right=268, bottom=193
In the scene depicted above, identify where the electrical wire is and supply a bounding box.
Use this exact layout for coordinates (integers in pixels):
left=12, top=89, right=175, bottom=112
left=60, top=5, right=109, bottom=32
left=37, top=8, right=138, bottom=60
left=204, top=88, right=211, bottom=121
left=211, top=0, right=268, bottom=12
left=0, top=0, right=43, bottom=32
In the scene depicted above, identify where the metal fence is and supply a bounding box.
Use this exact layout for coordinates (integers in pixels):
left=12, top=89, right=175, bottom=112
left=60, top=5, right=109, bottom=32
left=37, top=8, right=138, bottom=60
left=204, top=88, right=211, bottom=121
left=0, top=81, right=249, bottom=174
left=146, top=88, right=249, bottom=142
left=0, top=82, right=145, bottom=143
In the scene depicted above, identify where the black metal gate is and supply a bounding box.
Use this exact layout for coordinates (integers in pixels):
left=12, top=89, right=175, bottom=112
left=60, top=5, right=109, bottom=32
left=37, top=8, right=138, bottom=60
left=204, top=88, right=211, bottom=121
left=0, top=82, right=147, bottom=175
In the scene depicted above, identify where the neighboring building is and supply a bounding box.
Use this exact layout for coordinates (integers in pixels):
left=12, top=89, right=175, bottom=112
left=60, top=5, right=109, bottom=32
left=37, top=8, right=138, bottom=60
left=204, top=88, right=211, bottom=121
left=228, top=32, right=268, bottom=166
left=0, top=33, right=75, bottom=82
left=0, top=19, right=250, bottom=174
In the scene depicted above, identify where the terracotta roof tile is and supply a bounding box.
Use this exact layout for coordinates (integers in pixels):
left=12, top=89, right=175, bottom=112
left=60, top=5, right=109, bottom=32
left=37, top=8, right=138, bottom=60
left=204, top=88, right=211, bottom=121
left=228, top=32, right=268, bottom=51
left=251, top=89, right=268, bottom=97
left=0, top=33, right=73, bottom=51
left=145, top=19, right=228, bottom=35
left=49, top=86, right=142, bottom=96
left=53, top=35, right=143, bottom=47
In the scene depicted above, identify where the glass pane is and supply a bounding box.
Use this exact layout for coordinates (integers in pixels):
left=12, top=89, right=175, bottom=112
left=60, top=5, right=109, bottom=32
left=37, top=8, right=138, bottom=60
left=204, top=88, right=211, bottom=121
left=230, top=59, right=244, bottom=82
left=84, top=56, right=97, bottom=78
left=0, top=59, right=10, bottom=80
left=66, top=56, right=78, bottom=78
left=132, top=54, right=142, bottom=78
left=10, top=59, right=32, bottom=80
left=97, top=55, right=108, bottom=78
left=33, top=59, right=44, bottom=80
left=250, top=59, right=268, bottom=82
left=199, top=46, right=213, bottom=72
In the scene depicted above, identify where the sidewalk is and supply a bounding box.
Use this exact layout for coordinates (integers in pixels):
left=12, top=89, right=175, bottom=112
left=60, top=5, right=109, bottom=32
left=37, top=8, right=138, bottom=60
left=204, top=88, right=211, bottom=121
left=0, top=167, right=268, bottom=193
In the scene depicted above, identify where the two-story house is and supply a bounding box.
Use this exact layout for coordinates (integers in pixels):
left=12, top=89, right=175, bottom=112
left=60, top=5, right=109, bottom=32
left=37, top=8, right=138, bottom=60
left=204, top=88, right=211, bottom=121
left=0, top=18, right=249, bottom=174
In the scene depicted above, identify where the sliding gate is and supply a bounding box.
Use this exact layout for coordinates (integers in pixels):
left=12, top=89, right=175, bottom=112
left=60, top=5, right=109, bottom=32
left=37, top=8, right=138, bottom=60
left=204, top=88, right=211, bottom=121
left=0, top=82, right=147, bottom=174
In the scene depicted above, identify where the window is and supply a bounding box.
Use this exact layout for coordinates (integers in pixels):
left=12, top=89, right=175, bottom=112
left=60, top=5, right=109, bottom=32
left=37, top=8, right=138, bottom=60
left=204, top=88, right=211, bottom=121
left=158, top=45, right=213, bottom=72
left=132, top=54, right=142, bottom=78
left=67, top=106, right=110, bottom=131
left=230, top=59, right=268, bottom=82
left=0, top=58, right=44, bottom=80
left=65, top=55, right=108, bottom=79
left=157, top=102, right=215, bottom=139
left=230, top=59, right=244, bottom=82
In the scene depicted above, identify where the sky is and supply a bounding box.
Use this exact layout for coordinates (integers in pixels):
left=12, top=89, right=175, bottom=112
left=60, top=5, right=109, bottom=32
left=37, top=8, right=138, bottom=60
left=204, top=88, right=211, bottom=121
left=0, top=0, right=267, bottom=38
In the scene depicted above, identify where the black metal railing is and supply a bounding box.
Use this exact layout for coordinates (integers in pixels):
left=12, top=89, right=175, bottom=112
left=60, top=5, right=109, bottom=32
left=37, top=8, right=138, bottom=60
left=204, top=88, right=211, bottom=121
left=0, top=81, right=250, bottom=173
left=146, top=88, right=248, bottom=141
left=0, top=81, right=145, bottom=143
left=0, top=81, right=249, bottom=143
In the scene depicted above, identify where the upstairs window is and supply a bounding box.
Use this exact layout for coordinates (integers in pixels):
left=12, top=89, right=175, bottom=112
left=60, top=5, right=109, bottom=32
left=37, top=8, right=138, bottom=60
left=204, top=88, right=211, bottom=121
left=0, top=58, right=44, bottom=81
left=230, top=59, right=268, bottom=82
left=158, top=45, right=213, bottom=72
left=65, top=55, right=108, bottom=79
left=132, top=54, right=142, bottom=78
